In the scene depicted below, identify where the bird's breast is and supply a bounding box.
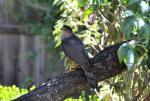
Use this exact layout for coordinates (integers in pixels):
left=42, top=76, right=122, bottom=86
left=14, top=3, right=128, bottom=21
left=62, top=38, right=77, bottom=46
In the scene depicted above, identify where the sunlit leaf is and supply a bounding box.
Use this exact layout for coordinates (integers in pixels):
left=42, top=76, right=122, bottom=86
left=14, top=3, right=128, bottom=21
left=55, top=41, right=61, bottom=48
left=125, top=48, right=135, bottom=70
left=122, top=10, right=134, bottom=18
left=137, top=18, right=145, bottom=28
left=118, top=43, right=129, bottom=63
left=140, top=1, right=150, bottom=14
left=82, top=9, right=93, bottom=21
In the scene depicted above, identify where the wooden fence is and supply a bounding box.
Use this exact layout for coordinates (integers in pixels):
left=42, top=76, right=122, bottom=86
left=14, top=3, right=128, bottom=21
left=0, top=34, right=47, bottom=86
left=0, top=0, right=65, bottom=87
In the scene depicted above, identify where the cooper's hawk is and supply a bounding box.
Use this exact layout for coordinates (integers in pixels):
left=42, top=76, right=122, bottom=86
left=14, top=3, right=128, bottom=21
left=61, top=25, right=97, bottom=89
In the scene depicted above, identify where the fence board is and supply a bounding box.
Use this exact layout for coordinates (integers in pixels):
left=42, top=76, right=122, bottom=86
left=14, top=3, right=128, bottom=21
left=0, top=34, right=47, bottom=86
left=3, top=34, right=15, bottom=85
left=0, top=35, right=4, bottom=83
left=18, top=35, right=32, bottom=85
left=33, top=36, right=45, bottom=85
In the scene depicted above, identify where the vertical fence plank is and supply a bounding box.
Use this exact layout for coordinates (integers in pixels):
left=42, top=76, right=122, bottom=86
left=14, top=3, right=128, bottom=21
left=18, top=35, right=31, bottom=85
left=3, top=34, right=15, bottom=85
left=33, top=36, right=45, bottom=86
left=0, top=34, right=4, bottom=83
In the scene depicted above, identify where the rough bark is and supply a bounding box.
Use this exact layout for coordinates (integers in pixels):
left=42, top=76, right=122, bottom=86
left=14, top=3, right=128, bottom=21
left=14, top=41, right=127, bottom=101
left=143, top=92, right=150, bottom=101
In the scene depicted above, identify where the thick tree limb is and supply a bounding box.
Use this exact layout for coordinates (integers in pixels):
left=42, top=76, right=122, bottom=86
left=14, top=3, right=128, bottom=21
left=14, top=41, right=127, bottom=101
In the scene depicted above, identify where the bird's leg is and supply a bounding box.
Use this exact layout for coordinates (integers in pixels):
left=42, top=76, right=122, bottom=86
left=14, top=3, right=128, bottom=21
left=66, top=59, right=80, bottom=71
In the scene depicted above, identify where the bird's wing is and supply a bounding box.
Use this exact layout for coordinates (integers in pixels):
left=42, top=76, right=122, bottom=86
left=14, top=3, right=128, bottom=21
left=61, top=36, right=89, bottom=65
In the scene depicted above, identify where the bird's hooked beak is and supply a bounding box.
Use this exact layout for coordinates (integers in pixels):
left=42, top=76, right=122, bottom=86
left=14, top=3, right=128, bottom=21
left=61, top=25, right=73, bottom=39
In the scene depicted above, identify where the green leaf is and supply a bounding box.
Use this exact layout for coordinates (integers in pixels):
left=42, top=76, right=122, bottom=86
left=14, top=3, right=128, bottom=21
left=127, top=0, right=140, bottom=12
left=120, top=16, right=137, bottom=38
left=118, top=43, right=129, bottom=63
left=78, top=0, right=87, bottom=8
left=139, top=23, right=150, bottom=46
left=125, top=48, right=135, bottom=70
left=134, top=44, right=147, bottom=57
left=82, top=9, right=93, bottom=21
left=122, top=10, right=134, bottom=18
left=137, top=18, right=145, bottom=28
left=55, top=41, right=61, bottom=48
left=140, top=1, right=150, bottom=14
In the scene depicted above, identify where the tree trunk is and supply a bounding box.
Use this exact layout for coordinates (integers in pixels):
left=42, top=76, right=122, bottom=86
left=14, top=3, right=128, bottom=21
left=14, top=41, right=127, bottom=101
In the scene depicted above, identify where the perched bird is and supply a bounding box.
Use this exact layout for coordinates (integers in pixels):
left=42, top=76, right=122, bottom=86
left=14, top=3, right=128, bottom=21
left=61, top=25, right=97, bottom=89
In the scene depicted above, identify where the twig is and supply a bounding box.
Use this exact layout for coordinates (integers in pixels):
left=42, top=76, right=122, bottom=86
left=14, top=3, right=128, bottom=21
left=98, top=11, right=110, bottom=25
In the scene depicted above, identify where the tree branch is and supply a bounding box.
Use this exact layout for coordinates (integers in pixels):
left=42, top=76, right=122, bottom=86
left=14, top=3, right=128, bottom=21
left=14, top=41, right=127, bottom=101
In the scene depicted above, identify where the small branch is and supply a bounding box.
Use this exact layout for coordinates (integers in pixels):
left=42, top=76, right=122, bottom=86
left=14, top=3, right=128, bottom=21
left=14, top=41, right=127, bottom=101
left=98, top=11, right=110, bottom=26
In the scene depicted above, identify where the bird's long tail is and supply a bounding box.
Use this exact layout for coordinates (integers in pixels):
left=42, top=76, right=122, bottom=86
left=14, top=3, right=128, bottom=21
left=82, top=61, right=97, bottom=89
left=82, top=62, right=101, bottom=99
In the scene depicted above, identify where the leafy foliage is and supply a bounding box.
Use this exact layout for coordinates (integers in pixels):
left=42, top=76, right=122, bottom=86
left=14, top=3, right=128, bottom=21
left=65, top=91, right=100, bottom=101
left=0, top=85, right=35, bottom=101
left=53, top=0, right=149, bottom=70
left=119, top=0, right=149, bottom=69
left=52, top=0, right=150, bottom=100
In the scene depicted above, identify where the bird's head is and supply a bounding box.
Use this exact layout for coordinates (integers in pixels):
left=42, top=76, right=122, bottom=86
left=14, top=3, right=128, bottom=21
left=61, top=25, right=73, bottom=39
left=61, top=25, right=72, bottom=32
